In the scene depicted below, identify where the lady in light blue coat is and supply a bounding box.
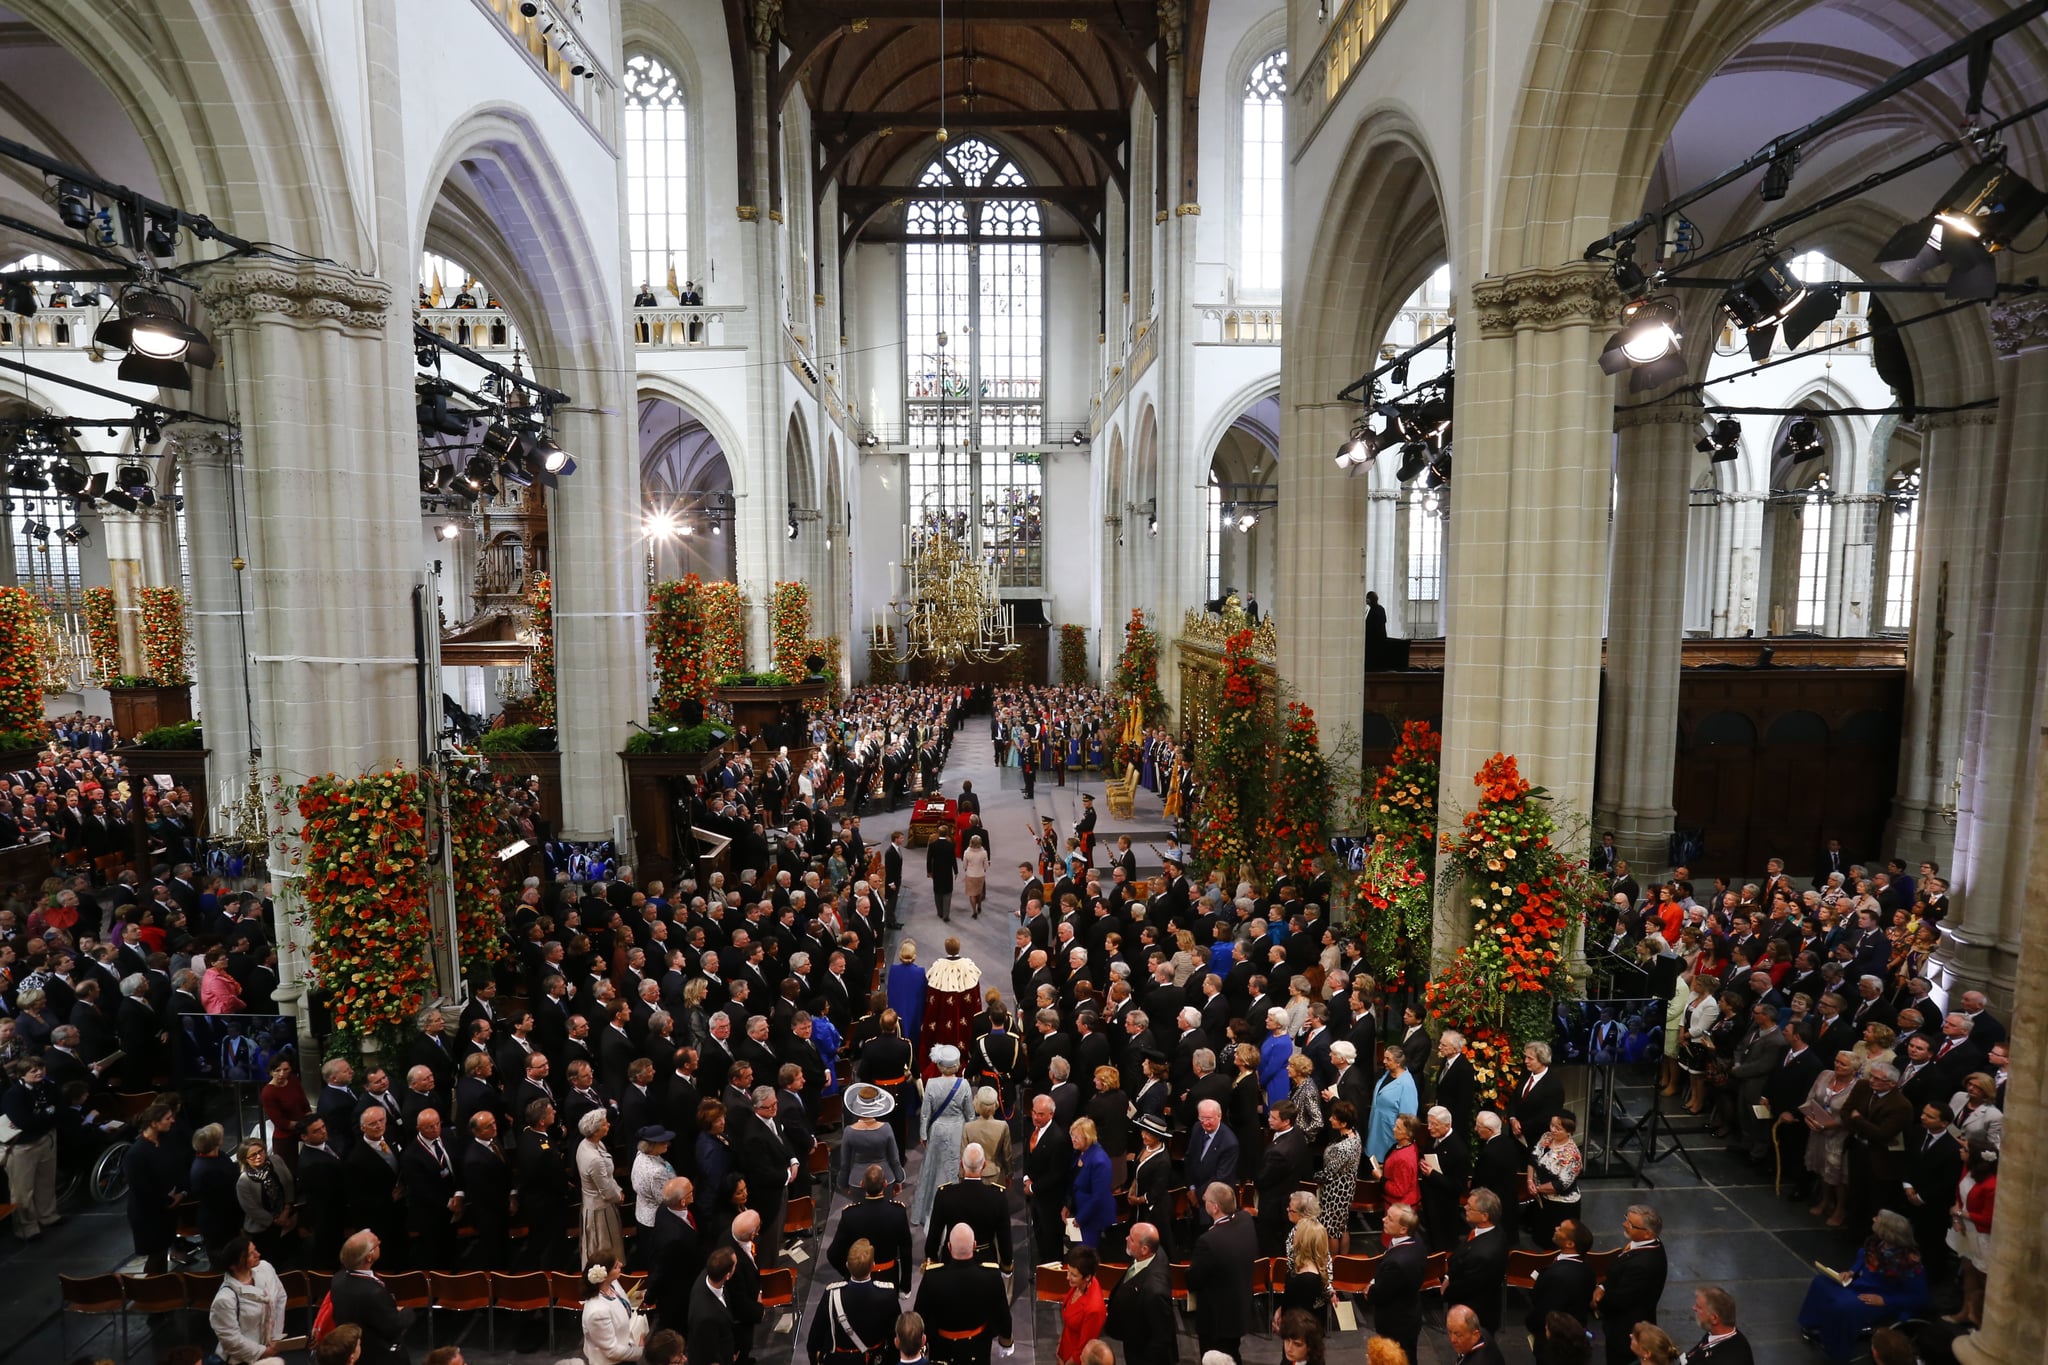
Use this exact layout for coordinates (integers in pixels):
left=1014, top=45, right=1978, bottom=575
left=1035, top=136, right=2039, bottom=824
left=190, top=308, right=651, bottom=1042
left=1366, top=1044, right=1418, bottom=1162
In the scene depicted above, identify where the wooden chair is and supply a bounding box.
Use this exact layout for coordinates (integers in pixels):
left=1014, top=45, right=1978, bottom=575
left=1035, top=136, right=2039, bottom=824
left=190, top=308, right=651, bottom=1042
left=548, top=1270, right=587, bottom=1338
left=386, top=1269, right=433, bottom=1326
left=1506, top=1248, right=1557, bottom=1290
left=816, top=1093, right=844, bottom=1131
left=760, top=1266, right=798, bottom=1335
left=492, top=1271, right=555, bottom=1352
left=808, top=1143, right=832, bottom=1176
left=122, top=1271, right=189, bottom=1345
left=1095, top=1261, right=1128, bottom=1292
left=111, top=1090, right=159, bottom=1121
left=1586, top=1247, right=1621, bottom=1284
left=1421, top=1250, right=1450, bottom=1295
left=1034, top=1264, right=1069, bottom=1303
left=172, top=1271, right=221, bottom=1340
left=427, top=1271, right=492, bottom=1350
left=1237, top=1181, right=1259, bottom=1216
left=1167, top=1262, right=1191, bottom=1308
left=278, top=1269, right=312, bottom=1336
left=1331, top=1252, right=1381, bottom=1299
left=59, top=1273, right=126, bottom=1360
left=784, top=1193, right=816, bottom=1240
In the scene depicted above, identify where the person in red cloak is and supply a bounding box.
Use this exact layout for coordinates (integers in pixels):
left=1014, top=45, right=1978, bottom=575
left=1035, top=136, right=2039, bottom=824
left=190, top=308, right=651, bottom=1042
left=918, top=937, right=982, bottom=1074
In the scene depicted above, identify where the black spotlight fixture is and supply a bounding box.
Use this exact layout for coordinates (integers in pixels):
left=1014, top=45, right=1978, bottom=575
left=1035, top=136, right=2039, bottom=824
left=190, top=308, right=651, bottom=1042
left=22, top=521, right=49, bottom=541
left=60, top=524, right=88, bottom=546
left=1334, top=421, right=1379, bottom=475
left=1071, top=428, right=1087, bottom=446
left=1, top=279, right=36, bottom=318
left=53, top=181, right=92, bottom=231
left=6, top=460, right=46, bottom=491
left=1609, top=240, right=1648, bottom=296
left=50, top=463, right=89, bottom=497
left=1147, top=512, right=1157, bottom=536
left=143, top=216, right=178, bottom=259
left=1695, top=418, right=1742, bottom=463
left=1395, top=440, right=1431, bottom=484
left=786, top=502, right=801, bottom=540
left=1425, top=451, right=1452, bottom=491
left=415, top=380, right=473, bottom=437
left=534, top=436, right=575, bottom=477
left=1784, top=417, right=1824, bottom=461
left=1599, top=296, right=1688, bottom=392
left=519, top=0, right=540, bottom=13
left=1777, top=284, right=1844, bottom=353
left=1877, top=154, right=2048, bottom=301
left=1721, top=251, right=1808, bottom=361
left=93, top=288, right=217, bottom=389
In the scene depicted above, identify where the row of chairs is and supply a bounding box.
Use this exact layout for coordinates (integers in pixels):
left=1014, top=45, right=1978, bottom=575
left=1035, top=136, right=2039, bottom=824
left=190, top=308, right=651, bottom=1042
left=64, top=1262, right=807, bottom=1357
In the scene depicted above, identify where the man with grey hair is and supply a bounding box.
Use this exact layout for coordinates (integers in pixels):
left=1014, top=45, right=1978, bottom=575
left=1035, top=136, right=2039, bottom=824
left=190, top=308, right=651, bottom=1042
left=1190, top=1182, right=1258, bottom=1361
left=741, top=1084, right=797, bottom=1264
left=1473, top=1109, right=1527, bottom=1242
left=1594, top=1204, right=1669, bottom=1363
left=924, top=1141, right=1011, bottom=1271
left=1368, top=1203, right=1426, bottom=1361
left=1449, top=1188, right=1509, bottom=1331
left=1324, top=1039, right=1367, bottom=1118
left=1419, top=1105, right=1470, bottom=1252
left=1511, top=1041, right=1563, bottom=1147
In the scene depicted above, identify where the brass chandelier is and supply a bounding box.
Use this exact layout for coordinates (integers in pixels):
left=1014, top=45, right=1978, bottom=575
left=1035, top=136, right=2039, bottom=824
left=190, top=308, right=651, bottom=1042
left=872, top=526, right=1015, bottom=672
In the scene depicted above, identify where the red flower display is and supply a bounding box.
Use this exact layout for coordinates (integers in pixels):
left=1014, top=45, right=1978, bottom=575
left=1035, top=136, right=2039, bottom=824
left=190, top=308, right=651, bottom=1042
left=526, top=573, right=556, bottom=725
left=649, top=574, right=710, bottom=717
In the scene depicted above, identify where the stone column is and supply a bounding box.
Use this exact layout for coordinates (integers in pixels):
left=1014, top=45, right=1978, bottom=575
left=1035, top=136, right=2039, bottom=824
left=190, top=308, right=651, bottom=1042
left=1888, top=408, right=1998, bottom=868
left=1594, top=399, right=1699, bottom=871
left=1950, top=730, right=2048, bottom=1365
left=1435, top=262, right=1619, bottom=962
left=97, top=510, right=149, bottom=676
left=1152, top=2, right=1203, bottom=713
left=736, top=14, right=784, bottom=669
left=166, top=426, right=252, bottom=780
left=1276, top=399, right=1369, bottom=724
left=198, top=258, right=414, bottom=1029
left=1943, top=318, right=2048, bottom=1001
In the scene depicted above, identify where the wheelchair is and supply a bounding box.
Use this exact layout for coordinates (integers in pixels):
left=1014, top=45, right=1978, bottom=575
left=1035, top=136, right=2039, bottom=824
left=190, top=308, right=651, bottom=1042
left=55, top=1119, right=132, bottom=1207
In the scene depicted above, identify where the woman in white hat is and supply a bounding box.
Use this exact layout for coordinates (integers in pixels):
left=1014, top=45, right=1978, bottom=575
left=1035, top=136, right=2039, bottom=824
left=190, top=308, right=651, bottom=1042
left=840, top=1084, right=904, bottom=1191
left=910, top=1044, right=973, bottom=1226
left=963, top=1086, right=1013, bottom=1187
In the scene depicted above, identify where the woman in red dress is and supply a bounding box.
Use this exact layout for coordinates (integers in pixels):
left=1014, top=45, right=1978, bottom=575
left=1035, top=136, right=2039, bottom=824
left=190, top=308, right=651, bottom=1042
left=260, top=1058, right=311, bottom=1174
left=1056, top=1247, right=1108, bottom=1365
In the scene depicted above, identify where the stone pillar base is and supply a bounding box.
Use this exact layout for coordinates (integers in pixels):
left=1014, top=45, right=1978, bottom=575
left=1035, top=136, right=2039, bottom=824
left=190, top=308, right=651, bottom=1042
left=1590, top=805, right=1676, bottom=876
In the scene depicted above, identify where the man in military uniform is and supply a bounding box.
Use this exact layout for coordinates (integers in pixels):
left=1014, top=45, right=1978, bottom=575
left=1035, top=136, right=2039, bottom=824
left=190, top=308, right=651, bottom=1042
left=515, top=1098, right=573, bottom=1271
left=913, top=1224, right=1012, bottom=1365
left=829, top=1163, right=915, bottom=1292
left=923, top=1144, right=1011, bottom=1272
left=806, top=1238, right=900, bottom=1365
left=972, top=1010, right=1026, bottom=1118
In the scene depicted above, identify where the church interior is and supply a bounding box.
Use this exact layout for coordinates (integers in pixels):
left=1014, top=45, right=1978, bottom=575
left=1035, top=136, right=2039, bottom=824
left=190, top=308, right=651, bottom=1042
left=0, top=1, right=2043, bottom=1363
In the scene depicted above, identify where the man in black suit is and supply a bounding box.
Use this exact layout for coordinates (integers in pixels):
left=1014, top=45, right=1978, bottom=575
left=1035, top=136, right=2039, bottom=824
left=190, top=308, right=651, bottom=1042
left=1254, top=1102, right=1313, bottom=1255
left=1510, top=1042, right=1566, bottom=1149
left=1434, top=1029, right=1477, bottom=1131
left=1017, top=863, right=1045, bottom=920
left=645, top=1176, right=704, bottom=1329
left=397, top=1107, right=461, bottom=1269
left=1398, top=1006, right=1434, bottom=1083
left=297, top=1116, right=348, bottom=1268
left=1420, top=1106, right=1473, bottom=1253
left=329, top=1231, right=416, bottom=1365
left=343, top=1108, right=408, bottom=1268
left=1448, top=1188, right=1511, bottom=1332
left=1473, top=1111, right=1528, bottom=1243
left=1182, top=1099, right=1240, bottom=1230
left=829, top=1164, right=915, bottom=1291
left=316, top=1058, right=362, bottom=1154
left=687, top=1246, right=740, bottom=1365
left=1593, top=1205, right=1668, bottom=1365
left=1813, top=838, right=1849, bottom=889
left=1188, top=1183, right=1258, bottom=1359
left=1368, top=1205, right=1427, bottom=1365
left=1680, top=1287, right=1754, bottom=1365
left=1527, top=1219, right=1596, bottom=1362
left=1767, top=1023, right=1825, bottom=1194
left=1448, top=1304, right=1508, bottom=1365
left=1103, top=1222, right=1177, bottom=1365
left=1902, top=1103, right=1964, bottom=1283
left=924, top=1143, right=1012, bottom=1271
left=460, top=1112, right=516, bottom=1273
left=882, top=831, right=905, bottom=928
left=1021, top=1094, right=1071, bottom=1259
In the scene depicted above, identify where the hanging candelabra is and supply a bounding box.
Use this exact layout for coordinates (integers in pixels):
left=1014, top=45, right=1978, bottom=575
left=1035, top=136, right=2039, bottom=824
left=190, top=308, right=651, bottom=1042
left=871, top=526, right=1016, bottom=673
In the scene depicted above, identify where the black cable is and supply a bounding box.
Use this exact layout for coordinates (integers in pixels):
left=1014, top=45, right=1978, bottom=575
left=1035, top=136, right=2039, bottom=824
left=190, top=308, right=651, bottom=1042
left=0, top=354, right=231, bottom=424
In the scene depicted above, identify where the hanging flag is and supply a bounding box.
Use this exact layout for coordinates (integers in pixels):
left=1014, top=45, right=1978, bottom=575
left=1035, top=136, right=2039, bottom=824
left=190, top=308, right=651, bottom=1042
left=666, top=258, right=680, bottom=300
left=429, top=269, right=444, bottom=307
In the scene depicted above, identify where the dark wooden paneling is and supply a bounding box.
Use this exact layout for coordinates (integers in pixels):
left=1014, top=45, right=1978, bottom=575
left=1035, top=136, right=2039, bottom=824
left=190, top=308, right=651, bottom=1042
left=909, top=622, right=1049, bottom=686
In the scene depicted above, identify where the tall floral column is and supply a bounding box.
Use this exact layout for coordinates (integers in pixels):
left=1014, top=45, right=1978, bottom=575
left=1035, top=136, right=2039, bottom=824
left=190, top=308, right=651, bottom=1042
left=1110, top=609, right=1168, bottom=768
left=526, top=573, right=556, bottom=725
left=1354, top=720, right=1442, bottom=995
left=649, top=575, right=710, bottom=719
left=1191, top=629, right=1267, bottom=878
left=0, top=587, right=49, bottom=750
left=771, top=581, right=810, bottom=678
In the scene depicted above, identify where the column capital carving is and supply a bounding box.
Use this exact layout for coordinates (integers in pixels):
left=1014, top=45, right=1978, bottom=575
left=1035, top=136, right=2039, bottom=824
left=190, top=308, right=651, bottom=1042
left=748, top=0, right=782, bottom=49
left=1613, top=400, right=1705, bottom=431
left=1471, top=262, right=1620, bottom=338
left=1991, top=296, right=2048, bottom=356
left=165, top=422, right=239, bottom=467
left=1918, top=407, right=2000, bottom=432
left=198, top=259, right=388, bottom=333
left=1156, top=0, right=1184, bottom=58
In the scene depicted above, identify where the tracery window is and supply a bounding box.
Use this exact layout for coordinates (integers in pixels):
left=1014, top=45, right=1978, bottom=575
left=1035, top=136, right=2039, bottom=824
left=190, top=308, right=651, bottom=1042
left=624, top=52, right=688, bottom=296
left=1240, top=51, right=1287, bottom=294
left=1795, top=471, right=1832, bottom=631
left=1882, top=467, right=1920, bottom=632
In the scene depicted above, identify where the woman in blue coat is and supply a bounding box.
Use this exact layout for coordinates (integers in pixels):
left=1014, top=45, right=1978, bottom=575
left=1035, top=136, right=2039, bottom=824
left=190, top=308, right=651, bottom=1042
left=1066, top=1117, right=1117, bottom=1248
left=1366, top=1045, right=1418, bottom=1162
left=1797, top=1211, right=1930, bottom=1361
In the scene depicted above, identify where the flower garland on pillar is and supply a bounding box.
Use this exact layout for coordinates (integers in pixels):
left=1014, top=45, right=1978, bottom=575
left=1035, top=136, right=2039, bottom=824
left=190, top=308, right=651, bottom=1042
left=82, top=587, right=121, bottom=685
left=0, top=587, right=49, bottom=740
left=296, top=768, right=440, bottom=1053
left=702, top=582, right=748, bottom=673
left=444, top=778, right=508, bottom=983
left=648, top=575, right=709, bottom=717
left=526, top=573, right=556, bottom=725
left=137, top=586, right=193, bottom=684
left=771, top=581, right=810, bottom=679
left=1261, top=702, right=1333, bottom=876
left=1425, top=753, right=1597, bottom=1107
left=1110, top=609, right=1168, bottom=767
left=1059, top=624, right=1089, bottom=685
left=1353, top=720, right=1442, bottom=991
left=1190, top=628, right=1267, bottom=877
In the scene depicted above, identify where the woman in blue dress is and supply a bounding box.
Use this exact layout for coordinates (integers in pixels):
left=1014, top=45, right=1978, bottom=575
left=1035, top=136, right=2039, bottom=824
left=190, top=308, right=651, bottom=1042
left=1066, top=1116, right=1117, bottom=1247
left=1796, top=1210, right=1930, bottom=1361
left=1139, top=736, right=1158, bottom=791
left=1067, top=726, right=1084, bottom=771
left=1086, top=730, right=1106, bottom=771
left=1367, top=1045, right=1419, bottom=1162
left=886, top=943, right=927, bottom=1051
left=910, top=1045, right=974, bottom=1226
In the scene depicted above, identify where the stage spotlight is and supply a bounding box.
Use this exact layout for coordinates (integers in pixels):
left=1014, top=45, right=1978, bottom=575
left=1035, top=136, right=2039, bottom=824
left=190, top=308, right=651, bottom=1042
left=22, top=521, right=48, bottom=541
left=536, top=437, right=575, bottom=476
left=1071, top=428, right=1087, bottom=446
left=862, top=431, right=879, bottom=448
left=6, top=461, right=46, bottom=491
left=143, top=216, right=178, bottom=259
left=1779, top=285, right=1843, bottom=352
left=60, top=524, right=88, bottom=546
left=437, top=521, right=462, bottom=541
left=54, top=182, right=92, bottom=231
left=787, top=503, right=801, bottom=540
left=1425, top=452, right=1452, bottom=491
left=1599, top=297, right=1687, bottom=392
left=646, top=509, right=680, bottom=539
left=1334, top=422, right=1379, bottom=474
left=1, top=280, right=36, bottom=318
left=102, top=487, right=138, bottom=511
left=1695, top=418, right=1742, bottom=463
left=520, top=0, right=540, bottom=12
left=50, top=464, right=89, bottom=497
left=94, top=289, right=217, bottom=389
left=1721, top=252, right=1807, bottom=361
left=1395, top=441, right=1431, bottom=484
left=1878, top=156, right=2048, bottom=301
left=1147, top=513, right=1157, bottom=536
left=1785, top=418, right=1823, bottom=460
left=1236, top=512, right=1257, bottom=532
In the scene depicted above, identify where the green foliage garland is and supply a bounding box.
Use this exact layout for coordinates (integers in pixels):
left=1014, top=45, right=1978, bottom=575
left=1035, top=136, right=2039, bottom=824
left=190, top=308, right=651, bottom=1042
left=1059, top=624, right=1089, bottom=686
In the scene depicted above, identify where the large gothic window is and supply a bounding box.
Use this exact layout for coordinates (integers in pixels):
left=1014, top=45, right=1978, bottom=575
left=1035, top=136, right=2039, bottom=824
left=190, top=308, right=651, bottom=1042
left=1240, top=51, right=1287, bottom=294
left=1795, top=471, right=1833, bottom=631
left=1882, top=467, right=1920, bottom=632
left=624, top=52, right=688, bottom=295
left=904, top=139, right=1044, bottom=588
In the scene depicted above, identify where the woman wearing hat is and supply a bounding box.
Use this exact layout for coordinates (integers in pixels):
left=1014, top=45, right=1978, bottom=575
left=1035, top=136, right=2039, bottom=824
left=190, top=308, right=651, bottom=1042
left=963, top=1087, right=1013, bottom=1187
left=841, top=1084, right=904, bottom=1191
left=630, top=1125, right=676, bottom=1250
left=910, top=1044, right=973, bottom=1226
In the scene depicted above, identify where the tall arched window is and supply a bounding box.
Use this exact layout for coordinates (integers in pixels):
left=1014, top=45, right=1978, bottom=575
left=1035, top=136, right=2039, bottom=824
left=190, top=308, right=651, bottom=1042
left=1795, top=470, right=1833, bottom=631
left=1882, top=466, right=1920, bottom=631
left=624, top=52, right=688, bottom=295
left=904, top=138, right=1044, bottom=586
left=1240, top=51, right=1287, bottom=294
